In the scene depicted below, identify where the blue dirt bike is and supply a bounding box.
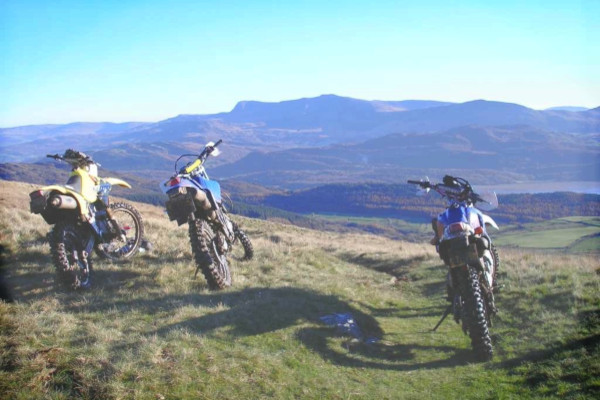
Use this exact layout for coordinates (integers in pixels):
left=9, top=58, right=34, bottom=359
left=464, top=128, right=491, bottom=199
left=408, top=175, right=500, bottom=361
left=161, top=140, right=253, bottom=290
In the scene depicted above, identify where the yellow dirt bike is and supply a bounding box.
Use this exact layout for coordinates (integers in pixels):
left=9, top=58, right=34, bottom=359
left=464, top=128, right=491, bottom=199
left=29, top=149, right=144, bottom=289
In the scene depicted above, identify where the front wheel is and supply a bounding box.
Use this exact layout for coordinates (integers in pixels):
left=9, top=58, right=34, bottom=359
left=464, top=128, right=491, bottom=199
left=491, top=244, right=501, bottom=290
left=96, top=202, right=144, bottom=261
left=49, top=222, right=93, bottom=290
left=463, top=265, right=493, bottom=361
left=189, top=219, right=231, bottom=290
left=232, top=222, right=253, bottom=261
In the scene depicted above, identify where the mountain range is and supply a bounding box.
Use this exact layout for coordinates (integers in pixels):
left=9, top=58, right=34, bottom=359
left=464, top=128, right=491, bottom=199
left=1, top=95, right=598, bottom=188
left=212, top=125, right=599, bottom=188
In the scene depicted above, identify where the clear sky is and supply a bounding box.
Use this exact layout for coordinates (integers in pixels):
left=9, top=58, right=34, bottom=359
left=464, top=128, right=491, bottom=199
left=1, top=0, right=598, bottom=127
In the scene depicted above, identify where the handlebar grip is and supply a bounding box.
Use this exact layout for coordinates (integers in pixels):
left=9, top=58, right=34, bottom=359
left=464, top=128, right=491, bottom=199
left=407, top=180, right=422, bottom=184
left=214, top=139, right=223, bottom=147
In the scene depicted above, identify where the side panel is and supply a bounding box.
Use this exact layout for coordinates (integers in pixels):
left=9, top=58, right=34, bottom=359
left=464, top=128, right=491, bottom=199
left=36, top=185, right=89, bottom=216
left=194, top=176, right=222, bottom=204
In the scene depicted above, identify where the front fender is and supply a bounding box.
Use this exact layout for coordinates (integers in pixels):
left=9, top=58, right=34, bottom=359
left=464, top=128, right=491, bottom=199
left=481, top=214, right=499, bottom=230
left=103, top=177, right=132, bottom=189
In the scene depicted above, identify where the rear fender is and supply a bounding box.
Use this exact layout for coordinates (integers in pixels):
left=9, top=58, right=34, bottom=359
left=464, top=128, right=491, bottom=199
left=161, top=177, right=198, bottom=194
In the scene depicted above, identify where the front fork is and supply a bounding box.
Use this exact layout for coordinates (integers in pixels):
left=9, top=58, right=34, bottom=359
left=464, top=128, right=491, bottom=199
left=213, top=209, right=236, bottom=256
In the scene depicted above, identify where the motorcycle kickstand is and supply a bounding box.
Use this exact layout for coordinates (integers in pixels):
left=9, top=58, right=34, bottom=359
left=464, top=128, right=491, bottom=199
left=432, top=305, right=452, bottom=332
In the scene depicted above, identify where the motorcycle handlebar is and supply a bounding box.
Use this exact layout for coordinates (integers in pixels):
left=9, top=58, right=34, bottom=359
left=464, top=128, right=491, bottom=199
left=201, top=139, right=223, bottom=158
left=407, top=179, right=432, bottom=188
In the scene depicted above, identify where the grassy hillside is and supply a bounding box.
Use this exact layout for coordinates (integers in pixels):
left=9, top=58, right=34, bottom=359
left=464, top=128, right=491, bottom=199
left=0, top=180, right=598, bottom=399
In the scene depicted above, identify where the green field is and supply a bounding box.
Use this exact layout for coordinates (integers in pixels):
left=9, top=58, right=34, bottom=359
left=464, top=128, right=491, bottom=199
left=1, top=181, right=599, bottom=399
left=314, top=214, right=600, bottom=253
left=313, top=213, right=431, bottom=240
left=495, top=217, right=600, bottom=252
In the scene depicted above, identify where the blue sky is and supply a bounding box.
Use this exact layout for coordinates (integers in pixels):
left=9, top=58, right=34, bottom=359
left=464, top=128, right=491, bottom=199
left=1, top=0, right=598, bottom=127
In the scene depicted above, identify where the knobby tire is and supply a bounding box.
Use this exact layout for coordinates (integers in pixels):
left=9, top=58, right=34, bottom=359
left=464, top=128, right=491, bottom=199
left=464, top=265, right=494, bottom=361
left=232, top=222, right=253, bottom=261
left=49, top=222, right=92, bottom=290
left=188, top=219, right=231, bottom=290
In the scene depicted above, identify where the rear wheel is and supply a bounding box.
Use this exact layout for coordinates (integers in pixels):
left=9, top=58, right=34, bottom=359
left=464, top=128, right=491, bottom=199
left=463, top=266, right=493, bottom=361
left=49, top=222, right=92, bottom=290
left=95, top=202, right=144, bottom=261
left=189, top=219, right=231, bottom=290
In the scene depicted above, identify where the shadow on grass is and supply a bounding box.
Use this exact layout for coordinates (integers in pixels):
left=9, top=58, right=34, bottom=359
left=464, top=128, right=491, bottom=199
left=5, top=247, right=475, bottom=372
left=4, top=248, right=55, bottom=302
left=85, top=285, right=474, bottom=371
left=5, top=251, right=154, bottom=303
left=360, top=302, right=447, bottom=319
left=298, top=327, right=474, bottom=371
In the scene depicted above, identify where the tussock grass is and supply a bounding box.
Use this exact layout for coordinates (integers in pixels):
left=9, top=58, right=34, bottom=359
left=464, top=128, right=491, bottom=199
left=1, top=180, right=598, bottom=399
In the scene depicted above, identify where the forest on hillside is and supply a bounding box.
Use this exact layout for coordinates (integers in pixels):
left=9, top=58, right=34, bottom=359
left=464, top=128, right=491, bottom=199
left=1, top=163, right=598, bottom=228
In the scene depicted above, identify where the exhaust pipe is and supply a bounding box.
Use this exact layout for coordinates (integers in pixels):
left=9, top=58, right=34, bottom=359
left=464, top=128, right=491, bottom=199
left=49, top=195, right=78, bottom=209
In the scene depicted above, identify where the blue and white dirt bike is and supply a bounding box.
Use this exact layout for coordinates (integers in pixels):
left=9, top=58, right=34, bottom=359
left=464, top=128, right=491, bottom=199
left=408, top=175, right=500, bottom=361
left=161, top=140, right=253, bottom=290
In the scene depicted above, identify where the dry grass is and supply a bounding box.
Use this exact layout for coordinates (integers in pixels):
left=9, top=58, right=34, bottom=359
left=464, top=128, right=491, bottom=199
left=1, top=179, right=598, bottom=399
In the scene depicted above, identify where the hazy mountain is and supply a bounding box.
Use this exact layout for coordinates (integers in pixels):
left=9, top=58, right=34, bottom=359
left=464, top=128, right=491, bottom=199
left=3, top=95, right=598, bottom=165
left=87, top=141, right=252, bottom=173
left=374, top=100, right=600, bottom=134
left=0, top=121, right=148, bottom=162
left=138, top=97, right=597, bottom=146
left=212, top=125, right=600, bottom=188
left=1, top=95, right=598, bottom=190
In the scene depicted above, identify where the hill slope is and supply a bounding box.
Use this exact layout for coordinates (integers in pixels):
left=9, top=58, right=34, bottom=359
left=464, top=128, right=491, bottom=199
left=0, top=180, right=598, bottom=399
